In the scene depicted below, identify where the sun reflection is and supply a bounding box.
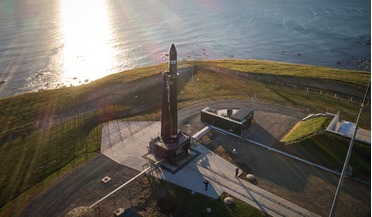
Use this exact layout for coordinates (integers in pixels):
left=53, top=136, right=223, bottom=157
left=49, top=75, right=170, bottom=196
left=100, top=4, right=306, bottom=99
left=60, top=0, right=117, bottom=85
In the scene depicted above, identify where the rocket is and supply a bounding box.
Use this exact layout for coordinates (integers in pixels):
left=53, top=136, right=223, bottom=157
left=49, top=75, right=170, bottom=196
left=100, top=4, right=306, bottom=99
left=168, top=44, right=178, bottom=138
left=169, top=43, right=177, bottom=76
left=161, top=44, right=178, bottom=142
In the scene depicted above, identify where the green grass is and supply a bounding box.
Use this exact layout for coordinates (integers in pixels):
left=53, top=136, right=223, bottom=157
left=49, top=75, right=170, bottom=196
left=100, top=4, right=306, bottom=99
left=0, top=62, right=193, bottom=141
left=280, top=133, right=370, bottom=180
left=0, top=60, right=370, bottom=216
left=282, top=117, right=331, bottom=143
left=0, top=109, right=104, bottom=209
left=178, top=69, right=370, bottom=128
left=196, top=59, right=370, bottom=86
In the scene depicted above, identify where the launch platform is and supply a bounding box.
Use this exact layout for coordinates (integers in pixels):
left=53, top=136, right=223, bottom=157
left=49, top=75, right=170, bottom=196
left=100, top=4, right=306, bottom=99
left=149, top=131, right=190, bottom=164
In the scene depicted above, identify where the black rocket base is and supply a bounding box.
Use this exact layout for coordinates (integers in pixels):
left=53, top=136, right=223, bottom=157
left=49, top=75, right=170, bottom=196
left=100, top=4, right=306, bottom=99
left=149, top=44, right=190, bottom=164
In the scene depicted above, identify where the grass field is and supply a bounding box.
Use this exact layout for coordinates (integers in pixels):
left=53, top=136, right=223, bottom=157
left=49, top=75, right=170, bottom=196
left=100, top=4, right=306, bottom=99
left=0, top=60, right=370, bottom=215
left=196, top=59, right=370, bottom=86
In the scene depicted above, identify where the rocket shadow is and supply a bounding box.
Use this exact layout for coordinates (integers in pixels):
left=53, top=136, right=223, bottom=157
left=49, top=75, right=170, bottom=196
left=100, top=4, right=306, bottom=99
left=244, top=122, right=278, bottom=147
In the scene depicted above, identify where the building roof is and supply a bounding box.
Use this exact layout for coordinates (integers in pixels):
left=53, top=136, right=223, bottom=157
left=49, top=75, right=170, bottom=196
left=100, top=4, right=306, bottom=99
left=231, top=107, right=254, bottom=122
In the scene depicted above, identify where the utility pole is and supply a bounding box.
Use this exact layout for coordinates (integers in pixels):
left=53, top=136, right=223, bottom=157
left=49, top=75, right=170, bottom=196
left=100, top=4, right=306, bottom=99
left=329, top=81, right=370, bottom=217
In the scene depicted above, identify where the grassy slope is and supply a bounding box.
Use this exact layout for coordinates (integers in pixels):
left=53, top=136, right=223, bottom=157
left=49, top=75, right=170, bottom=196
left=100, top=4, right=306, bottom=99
left=197, top=59, right=370, bottom=86
left=179, top=68, right=370, bottom=128
left=0, top=60, right=370, bottom=216
left=0, top=64, right=167, bottom=140
left=279, top=116, right=370, bottom=180
left=282, top=117, right=331, bottom=143
left=281, top=133, right=370, bottom=180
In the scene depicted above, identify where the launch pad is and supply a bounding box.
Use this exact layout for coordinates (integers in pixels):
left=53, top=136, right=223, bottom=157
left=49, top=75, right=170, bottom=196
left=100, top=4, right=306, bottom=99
left=149, top=44, right=191, bottom=164
left=149, top=131, right=191, bottom=164
left=145, top=143, right=200, bottom=174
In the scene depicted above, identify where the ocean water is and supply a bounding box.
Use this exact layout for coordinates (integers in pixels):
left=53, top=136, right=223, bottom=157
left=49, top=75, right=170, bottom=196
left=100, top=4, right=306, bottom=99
left=0, top=0, right=370, bottom=97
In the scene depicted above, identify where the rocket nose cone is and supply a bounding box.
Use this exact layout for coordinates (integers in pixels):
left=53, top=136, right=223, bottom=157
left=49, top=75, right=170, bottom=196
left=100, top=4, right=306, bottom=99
left=169, top=44, right=177, bottom=60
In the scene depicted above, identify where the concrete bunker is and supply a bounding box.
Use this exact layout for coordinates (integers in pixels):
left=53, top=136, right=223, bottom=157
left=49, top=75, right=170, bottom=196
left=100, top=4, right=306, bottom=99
left=201, top=106, right=254, bottom=137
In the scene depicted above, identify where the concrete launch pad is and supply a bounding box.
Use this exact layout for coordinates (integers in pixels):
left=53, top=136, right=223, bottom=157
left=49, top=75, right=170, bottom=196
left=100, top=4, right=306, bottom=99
left=101, top=120, right=320, bottom=217
left=101, top=120, right=223, bottom=199
left=101, top=121, right=155, bottom=171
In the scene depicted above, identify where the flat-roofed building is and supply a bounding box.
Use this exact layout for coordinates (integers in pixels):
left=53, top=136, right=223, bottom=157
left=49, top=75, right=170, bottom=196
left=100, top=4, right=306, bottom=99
left=201, top=106, right=254, bottom=137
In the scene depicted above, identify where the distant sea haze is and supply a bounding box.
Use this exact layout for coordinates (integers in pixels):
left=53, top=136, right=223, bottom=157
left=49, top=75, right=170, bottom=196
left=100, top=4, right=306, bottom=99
left=0, top=0, right=370, bottom=97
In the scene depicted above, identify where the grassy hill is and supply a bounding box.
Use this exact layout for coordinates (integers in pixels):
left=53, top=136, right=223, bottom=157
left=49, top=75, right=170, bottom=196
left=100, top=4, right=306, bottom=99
left=197, top=59, right=370, bottom=86
left=280, top=116, right=370, bottom=180
left=282, top=117, right=332, bottom=144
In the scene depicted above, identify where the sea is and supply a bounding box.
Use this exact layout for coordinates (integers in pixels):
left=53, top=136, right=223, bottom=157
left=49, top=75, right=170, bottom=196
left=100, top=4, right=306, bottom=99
left=0, top=0, right=370, bottom=98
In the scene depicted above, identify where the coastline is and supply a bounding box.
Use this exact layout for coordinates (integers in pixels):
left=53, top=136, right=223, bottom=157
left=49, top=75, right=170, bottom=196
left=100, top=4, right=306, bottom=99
left=0, top=59, right=370, bottom=99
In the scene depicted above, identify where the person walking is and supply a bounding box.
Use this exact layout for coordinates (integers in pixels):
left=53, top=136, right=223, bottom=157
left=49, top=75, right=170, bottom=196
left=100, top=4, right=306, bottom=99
left=203, top=180, right=209, bottom=191
left=235, top=167, right=239, bottom=177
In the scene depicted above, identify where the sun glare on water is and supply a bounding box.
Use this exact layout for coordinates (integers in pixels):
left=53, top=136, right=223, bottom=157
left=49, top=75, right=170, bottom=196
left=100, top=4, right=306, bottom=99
left=60, top=0, right=117, bottom=85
